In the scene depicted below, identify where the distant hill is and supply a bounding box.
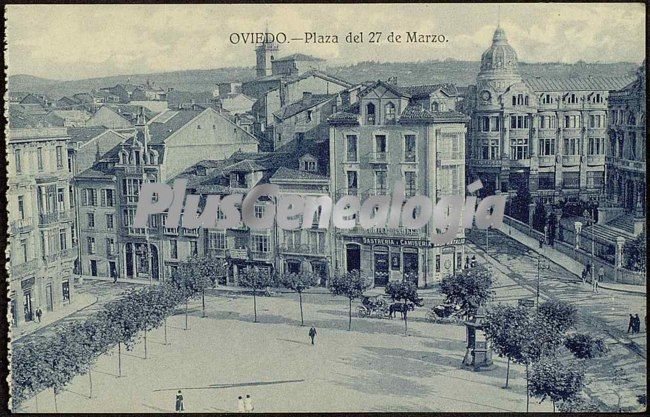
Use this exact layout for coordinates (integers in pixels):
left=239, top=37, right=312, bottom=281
left=8, top=60, right=639, bottom=99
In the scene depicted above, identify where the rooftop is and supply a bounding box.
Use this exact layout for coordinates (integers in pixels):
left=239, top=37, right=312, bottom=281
left=523, top=76, right=636, bottom=92
left=274, top=53, right=325, bottom=62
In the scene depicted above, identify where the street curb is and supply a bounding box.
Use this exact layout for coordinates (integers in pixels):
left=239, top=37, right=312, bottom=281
left=597, top=283, right=646, bottom=296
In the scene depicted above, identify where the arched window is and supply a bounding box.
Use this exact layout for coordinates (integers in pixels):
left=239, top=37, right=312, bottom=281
left=366, top=103, right=376, bottom=125
left=385, top=102, right=396, bottom=123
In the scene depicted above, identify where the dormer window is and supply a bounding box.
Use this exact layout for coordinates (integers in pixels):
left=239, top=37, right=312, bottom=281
left=385, top=102, right=396, bottom=124
left=366, top=103, right=376, bottom=125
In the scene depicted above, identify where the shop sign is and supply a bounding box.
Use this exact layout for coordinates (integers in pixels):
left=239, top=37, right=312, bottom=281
left=362, top=237, right=465, bottom=247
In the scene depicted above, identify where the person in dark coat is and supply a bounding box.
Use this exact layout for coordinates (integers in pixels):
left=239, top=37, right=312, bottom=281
left=35, top=308, right=42, bottom=323
left=633, top=314, right=641, bottom=333
left=309, top=327, right=317, bottom=345
left=175, top=390, right=184, bottom=412
left=628, top=314, right=635, bottom=333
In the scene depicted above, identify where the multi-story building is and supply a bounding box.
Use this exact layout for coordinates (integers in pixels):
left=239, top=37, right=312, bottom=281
left=328, top=80, right=469, bottom=288
left=74, top=107, right=259, bottom=281
left=467, top=26, right=634, bottom=203
left=8, top=126, right=77, bottom=327
left=604, top=61, right=646, bottom=234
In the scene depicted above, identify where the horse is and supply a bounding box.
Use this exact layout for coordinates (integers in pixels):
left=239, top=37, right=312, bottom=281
left=389, top=302, right=414, bottom=319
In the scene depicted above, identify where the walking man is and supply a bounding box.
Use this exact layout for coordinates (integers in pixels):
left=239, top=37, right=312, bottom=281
left=594, top=266, right=604, bottom=293
left=175, top=390, right=184, bottom=412
left=113, top=274, right=118, bottom=284
left=244, top=394, right=254, bottom=412
left=628, top=314, right=635, bottom=333
left=35, top=307, right=42, bottom=323
left=633, top=314, right=641, bottom=333
left=309, top=326, right=317, bottom=345
left=538, top=236, right=544, bottom=249
left=237, top=396, right=245, bottom=413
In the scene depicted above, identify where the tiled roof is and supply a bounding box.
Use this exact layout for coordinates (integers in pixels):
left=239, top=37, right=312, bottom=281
left=358, top=80, right=411, bottom=99
left=8, top=105, right=50, bottom=128
left=327, top=111, right=359, bottom=125
left=399, top=83, right=458, bottom=98
left=147, top=109, right=203, bottom=144
left=67, top=127, right=116, bottom=144
left=523, top=76, right=635, bottom=92
left=399, top=105, right=469, bottom=124
left=274, top=53, right=325, bottom=62
left=274, top=94, right=334, bottom=120
left=75, top=166, right=115, bottom=180
left=270, top=166, right=328, bottom=182
left=284, top=70, right=352, bottom=88
left=222, top=159, right=268, bottom=173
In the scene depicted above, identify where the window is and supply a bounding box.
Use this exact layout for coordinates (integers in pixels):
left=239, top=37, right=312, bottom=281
left=254, top=204, right=265, bottom=219
left=490, top=116, right=500, bottom=132
left=189, top=241, right=198, bottom=256
left=540, top=115, right=557, bottom=129
left=170, top=240, right=178, bottom=259
left=510, top=115, right=529, bottom=129
left=538, top=172, right=555, bottom=190
left=510, top=140, right=529, bottom=160
left=69, top=186, right=75, bottom=208
left=106, top=238, right=115, bottom=256
left=87, top=213, right=95, bottom=228
left=87, top=237, right=96, bottom=254
left=366, top=103, right=376, bottom=125
left=15, top=149, right=22, bottom=173
left=106, top=214, right=114, bottom=229
left=435, top=255, right=441, bottom=272
left=57, top=188, right=65, bottom=211
left=562, top=172, right=580, bottom=189
left=563, top=138, right=579, bottom=155
left=374, top=170, right=387, bottom=193
left=306, top=110, right=312, bottom=123
left=59, top=229, right=67, bottom=251
left=37, top=148, right=44, bottom=171
left=385, top=102, right=396, bottom=123
left=346, top=171, right=358, bottom=194
left=404, top=171, right=416, bottom=197
left=404, top=135, right=416, bottom=162
left=374, top=135, right=387, bottom=159
left=539, top=138, right=555, bottom=156
left=105, top=189, right=114, bottom=206
left=480, top=116, right=490, bottom=132
left=564, top=115, right=580, bottom=129
left=21, top=239, right=28, bottom=263
left=62, top=280, right=70, bottom=303
left=252, top=235, right=269, bottom=253
left=18, top=196, right=25, bottom=220
left=56, top=146, right=64, bottom=168
left=346, top=135, right=358, bottom=162
left=588, top=137, right=604, bottom=155
left=83, top=189, right=98, bottom=206
left=586, top=171, right=604, bottom=188
left=208, top=231, right=226, bottom=250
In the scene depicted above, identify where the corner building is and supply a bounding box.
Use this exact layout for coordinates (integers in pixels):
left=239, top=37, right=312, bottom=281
left=328, top=81, right=469, bottom=288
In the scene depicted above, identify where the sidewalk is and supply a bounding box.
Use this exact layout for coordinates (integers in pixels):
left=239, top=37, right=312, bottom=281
left=76, top=274, right=159, bottom=286
left=497, top=223, right=646, bottom=295
left=11, top=292, right=98, bottom=342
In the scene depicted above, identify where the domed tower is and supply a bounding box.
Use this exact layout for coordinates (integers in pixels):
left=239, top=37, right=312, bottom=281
left=476, top=26, right=522, bottom=102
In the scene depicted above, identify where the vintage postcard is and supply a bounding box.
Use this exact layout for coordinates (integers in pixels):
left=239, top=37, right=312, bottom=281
left=4, top=3, right=647, bottom=413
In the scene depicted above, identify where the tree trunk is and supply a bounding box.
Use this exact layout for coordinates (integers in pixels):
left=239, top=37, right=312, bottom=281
left=403, top=302, right=408, bottom=335
left=144, top=330, right=148, bottom=359
left=299, top=291, right=304, bottom=326
left=53, top=389, right=58, bottom=413
left=526, top=363, right=529, bottom=412
left=202, top=289, right=206, bottom=318
left=184, top=298, right=188, bottom=330
left=505, top=357, right=510, bottom=388
left=164, top=318, right=168, bottom=345
left=348, top=298, right=352, bottom=331
left=34, top=391, right=38, bottom=412
left=88, top=370, right=93, bottom=398
left=552, top=400, right=555, bottom=412
left=118, top=342, right=122, bottom=377
left=253, top=289, right=258, bottom=323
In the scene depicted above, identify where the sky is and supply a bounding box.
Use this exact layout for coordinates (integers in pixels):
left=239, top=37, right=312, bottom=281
left=6, top=3, right=646, bottom=80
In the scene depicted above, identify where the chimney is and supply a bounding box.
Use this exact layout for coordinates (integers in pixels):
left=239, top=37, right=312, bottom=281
left=302, top=92, right=313, bottom=101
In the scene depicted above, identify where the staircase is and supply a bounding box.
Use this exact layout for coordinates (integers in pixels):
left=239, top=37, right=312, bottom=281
left=607, top=214, right=635, bottom=235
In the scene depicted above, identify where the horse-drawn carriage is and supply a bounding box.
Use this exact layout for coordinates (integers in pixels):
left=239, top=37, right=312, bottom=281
left=426, top=302, right=462, bottom=322
left=357, top=295, right=390, bottom=319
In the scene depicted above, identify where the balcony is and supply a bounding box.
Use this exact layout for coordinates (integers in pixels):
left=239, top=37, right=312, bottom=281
left=164, top=227, right=179, bottom=235
left=538, top=155, right=556, bottom=167
left=368, top=187, right=389, bottom=196
left=279, top=244, right=326, bottom=255
left=370, top=152, right=387, bottom=164
left=123, top=165, right=144, bottom=176
left=10, top=217, right=34, bottom=235
left=182, top=228, right=200, bottom=237
left=586, top=155, right=605, bottom=166
left=11, top=258, right=40, bottom=278
left=510, top=159, right=531, bottom=168
left=606, top=157, right=645, bottom=173
left=125, top=226, right=154, bottom=236
left=38, top=210, right=72, bottom=226
left=251, top=251, right=272, bottom=261
left=121, top=195, right=139, bottom=205
left=43, top=247, right=77, bottom=264
left=403, top=152, right=417, bottom=164
left=562, top=155, right=581, bottom=166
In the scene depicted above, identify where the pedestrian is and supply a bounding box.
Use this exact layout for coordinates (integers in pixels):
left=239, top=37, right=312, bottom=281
left=244, top=394, right=254, bottom=412
left=628, top=314, right=635, bottom=333
left=594, top=266, right=604, bottom=293
left=633, top=314, right=641, bottom=333
left=465, top=256, right=470, bottom=268
left=471, top=255, right=476, bottom=268
left=538, top=236, right=544, bottom=249
left=585, top=263, right=592, bottom=278
left=175, top=390, right=184, bottom=412
left=237, top=396, right=245, bottom=413
left=309, top=326, right=317, bottom=345
left=35, top=308, right=42, bottom=323
left=581, top=268, right=587, bottom=284
left=113, top=274, right=118, bottom=284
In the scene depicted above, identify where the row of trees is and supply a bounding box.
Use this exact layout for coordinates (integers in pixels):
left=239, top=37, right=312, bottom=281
left=483, top=300, right=607, bottom=411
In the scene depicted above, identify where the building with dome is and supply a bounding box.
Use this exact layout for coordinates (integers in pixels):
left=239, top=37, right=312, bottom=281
left=467, top=26, right=635, bottom=205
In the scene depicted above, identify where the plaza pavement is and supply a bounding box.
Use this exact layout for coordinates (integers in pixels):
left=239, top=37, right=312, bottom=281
left=14, top=290, right=553, bottom=413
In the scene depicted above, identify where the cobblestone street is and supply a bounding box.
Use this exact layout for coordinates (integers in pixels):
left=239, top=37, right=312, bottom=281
left=467, top=229, right=646, bottom=411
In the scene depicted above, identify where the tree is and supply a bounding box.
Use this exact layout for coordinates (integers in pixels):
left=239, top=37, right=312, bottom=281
left=508, top=182, right=531, bottom=223
left=536, top=299, right=577, bottom=334
left=564, top=333, right=608, bottom=359
left=547, top=212, right=557, bottom=246
left=172, top=254, right=226, bottom=319
left=532, top=200, right=546, bottom=232
left=237, top=266, right=275, bottom=323
left=329, top=270, right=371, bottom=331
left=623, top=231, right=646, bottom=272
left=440, top=265, right=493, bottom=318
left=279, top=271, right=319, bottom=326
left=385, top=280, right=422, bottom=335
left=483, top=304, right=531, bottom=388
left=557, top=396, right=600, bottom=412
left=529, top=355, right=585, bottom=412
